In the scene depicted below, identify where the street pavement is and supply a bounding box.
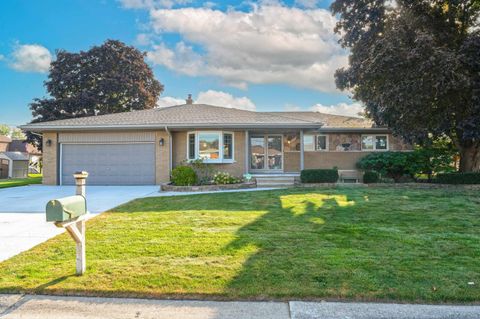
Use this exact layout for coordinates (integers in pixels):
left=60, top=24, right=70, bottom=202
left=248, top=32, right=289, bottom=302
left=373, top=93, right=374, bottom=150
left=1, top=295, right=479, bottom=319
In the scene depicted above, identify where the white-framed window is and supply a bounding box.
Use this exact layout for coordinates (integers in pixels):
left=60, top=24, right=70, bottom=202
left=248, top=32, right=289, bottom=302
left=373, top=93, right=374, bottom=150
left=361, top=135, right=388, bottom=151
left=187, top=131, right=235, bottom=163
left=303, top=134, right=328, bottom=151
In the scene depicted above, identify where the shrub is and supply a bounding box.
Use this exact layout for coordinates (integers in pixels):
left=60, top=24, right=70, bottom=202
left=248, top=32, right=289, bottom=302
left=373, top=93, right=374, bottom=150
left=213, top=172, right=242, bottom=185
left=357, top=152, right=417, bottom=182
left=300, top=168, right=338, bottom=183
left=363, top=171, right=379, bottom=184
left=188, top=159, right=214, bottom=185
left=435, top=172, right=480, bottom=184
left=171, top=166, right=197, bottom=186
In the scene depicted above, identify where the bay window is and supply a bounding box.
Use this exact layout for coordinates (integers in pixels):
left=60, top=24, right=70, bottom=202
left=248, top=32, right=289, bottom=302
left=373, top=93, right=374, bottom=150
left=362, top=135, right=388, bottom=151
left=187, top=131, right=234, bottom=163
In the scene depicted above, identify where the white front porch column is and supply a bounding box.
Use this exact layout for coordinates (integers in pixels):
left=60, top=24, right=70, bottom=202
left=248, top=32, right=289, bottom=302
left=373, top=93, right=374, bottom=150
left=245, top=130, right=249, bottom=174
left=300, top=130, right=304, bottom=171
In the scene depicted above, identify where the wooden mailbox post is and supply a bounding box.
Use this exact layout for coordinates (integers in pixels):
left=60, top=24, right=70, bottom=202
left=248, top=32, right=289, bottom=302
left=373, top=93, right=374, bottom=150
left=46, top=171, right=89, bottom=275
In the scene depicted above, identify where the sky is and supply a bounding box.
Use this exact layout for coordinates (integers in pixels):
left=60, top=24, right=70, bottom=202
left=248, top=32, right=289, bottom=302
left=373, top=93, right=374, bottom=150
left=0, top=0, right=363, bottom=127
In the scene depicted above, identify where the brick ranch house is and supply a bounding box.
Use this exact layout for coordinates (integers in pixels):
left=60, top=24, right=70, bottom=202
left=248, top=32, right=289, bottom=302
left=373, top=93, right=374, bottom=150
left=21, top=99, right=411, bottom=185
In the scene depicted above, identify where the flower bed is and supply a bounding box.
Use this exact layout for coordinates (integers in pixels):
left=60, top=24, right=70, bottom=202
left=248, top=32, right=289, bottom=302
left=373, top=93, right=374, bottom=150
left=161, top=182, right=257, bottom=192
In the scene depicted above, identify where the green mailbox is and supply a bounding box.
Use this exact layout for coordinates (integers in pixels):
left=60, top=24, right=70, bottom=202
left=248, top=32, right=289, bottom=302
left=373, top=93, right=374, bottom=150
left=46, top=195, right=87, bottom=222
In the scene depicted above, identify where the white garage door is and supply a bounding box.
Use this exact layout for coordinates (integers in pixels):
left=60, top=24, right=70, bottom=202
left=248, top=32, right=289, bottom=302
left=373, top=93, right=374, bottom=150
left=61, top=144, right=155, bottom=185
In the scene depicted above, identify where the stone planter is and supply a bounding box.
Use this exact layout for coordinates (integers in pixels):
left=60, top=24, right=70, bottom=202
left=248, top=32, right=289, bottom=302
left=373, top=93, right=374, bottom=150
left=161, top=182, right=257, bottom=192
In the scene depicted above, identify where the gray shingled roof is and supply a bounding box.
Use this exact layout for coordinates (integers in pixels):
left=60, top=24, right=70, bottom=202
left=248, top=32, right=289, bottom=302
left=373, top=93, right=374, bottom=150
left=21, top=103, right=378, bottom=131
left=0, top=151, right=29, bottom=161
left=267, top=112, right=373, bottom=128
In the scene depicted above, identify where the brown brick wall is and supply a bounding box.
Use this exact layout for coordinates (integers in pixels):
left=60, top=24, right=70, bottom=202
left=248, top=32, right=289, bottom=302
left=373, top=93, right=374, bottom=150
left=284, top=152, right=300, bottom=172
left=172, top=130, right=246, bottom=178
left=155, top=131, right=171, bottom=184
left=42, top=132, right=58, bottom=185
left=304, top=151, right=374, bottom=170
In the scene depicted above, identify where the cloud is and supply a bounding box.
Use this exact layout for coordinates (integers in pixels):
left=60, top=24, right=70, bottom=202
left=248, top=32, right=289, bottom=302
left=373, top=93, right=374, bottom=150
left=310, top=102, right=365, bottom=117
left=196, top=90, right=256, bottom=111
left=144, top=4, right=347, bottom=92
left=135, top=33, right=152, bottom=46
left=9, top=44, right=52, bottom=73
left=156, top=96, right=185, bottom=107
left=156, top=90, right=256, bottom=111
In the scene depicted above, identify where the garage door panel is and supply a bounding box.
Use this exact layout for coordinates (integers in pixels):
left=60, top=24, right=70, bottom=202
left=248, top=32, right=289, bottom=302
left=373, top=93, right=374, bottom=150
left=61, top=144, right=155, bottom=185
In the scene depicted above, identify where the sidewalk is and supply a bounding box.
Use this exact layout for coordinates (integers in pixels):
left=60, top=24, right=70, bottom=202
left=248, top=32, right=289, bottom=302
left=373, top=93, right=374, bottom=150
left=1, top=294, right=479, bottom=319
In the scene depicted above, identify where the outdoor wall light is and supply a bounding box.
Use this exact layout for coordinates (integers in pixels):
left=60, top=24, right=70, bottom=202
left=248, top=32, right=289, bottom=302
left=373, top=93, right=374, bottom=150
left=46, top=139, right=52, bottom=147
left=159, top=138, right=165, bottom=146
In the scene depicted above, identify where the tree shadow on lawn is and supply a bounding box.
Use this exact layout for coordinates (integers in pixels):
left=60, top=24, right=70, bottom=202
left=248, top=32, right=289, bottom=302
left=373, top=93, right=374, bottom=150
left=216, top=189, right=479, bottom=302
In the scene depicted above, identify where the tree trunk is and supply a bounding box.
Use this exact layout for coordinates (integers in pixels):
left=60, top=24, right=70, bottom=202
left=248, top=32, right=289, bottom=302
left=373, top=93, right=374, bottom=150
left=459, top=143, right=480, bottom=172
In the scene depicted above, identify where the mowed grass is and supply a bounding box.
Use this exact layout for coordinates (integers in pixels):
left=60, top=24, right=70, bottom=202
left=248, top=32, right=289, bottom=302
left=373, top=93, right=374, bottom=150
left=0, top=174, right=42, bottom=189
left=0, top=187, right=479, bottom=303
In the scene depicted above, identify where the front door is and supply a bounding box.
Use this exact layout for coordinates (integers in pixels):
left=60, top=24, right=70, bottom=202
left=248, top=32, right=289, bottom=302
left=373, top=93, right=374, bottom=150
left=250, top=135, right=283, bottom=171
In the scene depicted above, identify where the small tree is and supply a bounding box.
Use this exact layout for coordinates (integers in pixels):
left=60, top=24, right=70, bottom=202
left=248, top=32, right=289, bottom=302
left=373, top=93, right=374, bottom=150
left=0, top=124, right=10, bottom=136
left=26, top=40, right=163, bottom=150
left=11, top=128, right=26, bottom=140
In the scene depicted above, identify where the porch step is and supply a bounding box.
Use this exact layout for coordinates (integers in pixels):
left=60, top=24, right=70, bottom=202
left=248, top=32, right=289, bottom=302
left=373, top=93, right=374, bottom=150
left=254, top=175, right=296, bottom=187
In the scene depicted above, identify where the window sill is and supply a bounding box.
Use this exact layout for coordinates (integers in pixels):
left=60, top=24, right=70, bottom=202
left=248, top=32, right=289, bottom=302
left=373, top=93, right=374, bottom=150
left=187, top=159, right=236, bottom=164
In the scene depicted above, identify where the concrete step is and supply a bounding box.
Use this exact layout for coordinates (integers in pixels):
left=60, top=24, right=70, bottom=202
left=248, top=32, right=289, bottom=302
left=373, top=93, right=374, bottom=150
left=255, top=175, right=296, bottom=187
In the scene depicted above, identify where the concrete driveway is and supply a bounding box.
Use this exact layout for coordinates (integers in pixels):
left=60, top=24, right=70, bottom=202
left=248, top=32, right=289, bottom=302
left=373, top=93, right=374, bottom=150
left=0, top=185, right=159, bottom=262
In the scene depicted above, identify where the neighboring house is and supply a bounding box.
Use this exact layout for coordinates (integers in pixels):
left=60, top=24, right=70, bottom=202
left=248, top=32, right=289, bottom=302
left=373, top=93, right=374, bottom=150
left=0, top=136, right=12, bottom=152
left=8, top=139, right=42, bottom=173
left=21, top=99, right=412, bottom=186
left=0, top=152, right=29, bottom=179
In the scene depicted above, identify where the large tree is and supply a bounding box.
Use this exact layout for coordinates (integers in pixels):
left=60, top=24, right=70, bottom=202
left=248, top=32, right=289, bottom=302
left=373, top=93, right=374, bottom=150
left=331, top=0, right=480, bottom=171
left=26, top=40, right=163, bottom=149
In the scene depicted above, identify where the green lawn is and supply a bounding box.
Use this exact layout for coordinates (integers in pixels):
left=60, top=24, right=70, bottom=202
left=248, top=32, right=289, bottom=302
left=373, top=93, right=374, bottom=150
left=1, top=187, right=479, bottom=303
left=0, top=174, right=42, bottom=189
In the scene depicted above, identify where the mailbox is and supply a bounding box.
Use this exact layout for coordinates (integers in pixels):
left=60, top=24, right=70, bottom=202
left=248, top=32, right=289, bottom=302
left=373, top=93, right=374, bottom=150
left=46, top=195, right=87, bottom=222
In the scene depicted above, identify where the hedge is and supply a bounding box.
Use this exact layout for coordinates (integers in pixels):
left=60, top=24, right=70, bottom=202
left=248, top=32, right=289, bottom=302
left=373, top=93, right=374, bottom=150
left=363, top=171, right=380, bottom=184
left=300, top=168, right=339, bottom=183
left=435, top=172, right=480, bottom=184
left=171, top=166, right=197, bottom=186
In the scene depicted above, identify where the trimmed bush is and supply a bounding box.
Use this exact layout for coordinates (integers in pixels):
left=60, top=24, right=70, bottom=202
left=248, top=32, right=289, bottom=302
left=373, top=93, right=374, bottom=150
left=213, top=172, right=241, bottom=185
left=435, top=172, right=480, bottom=184
left=171, top=166, right=197, bottom=186
left=363, top=171, right=379, bottom=184
left=300, top=168, right=339, bottom=183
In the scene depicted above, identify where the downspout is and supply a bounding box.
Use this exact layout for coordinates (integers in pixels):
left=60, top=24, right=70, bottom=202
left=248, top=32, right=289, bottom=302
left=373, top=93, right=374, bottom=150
left=164, top=126, right=172, bottom=173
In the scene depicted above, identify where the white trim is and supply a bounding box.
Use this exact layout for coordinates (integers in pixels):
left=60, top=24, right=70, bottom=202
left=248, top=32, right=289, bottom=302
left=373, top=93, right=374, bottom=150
left=302, top=133, right=329, bottom=152
left=361, top=134, right=389, bottom=151
left=186, top=131, right=235, bottom=164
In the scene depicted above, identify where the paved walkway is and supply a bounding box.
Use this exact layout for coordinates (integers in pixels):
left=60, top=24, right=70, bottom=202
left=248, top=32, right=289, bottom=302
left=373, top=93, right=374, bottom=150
left=0, top=185, right=159, bottom=262
left=1, top=295, right=479, bottom=319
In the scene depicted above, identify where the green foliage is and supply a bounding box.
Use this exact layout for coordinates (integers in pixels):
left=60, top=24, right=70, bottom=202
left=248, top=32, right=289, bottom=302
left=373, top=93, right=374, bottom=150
left=187, top=159, right=214, bottom=185
left=358, top=147, right=456, bottom=182
left=414, top=146, right=457, bottom=179
left=26, top=40, right=164, bottom=150
left=0, top=124, right=10, bottom=136
left=213, top=172, right=242, bottom=185
left=436, top=172, right=480, bottom=184
left=300, top=168, right=339, bottom=183
left=331, top=0, right=480, bottom=171
left=363, top=171, right=379, bottom=184
left=171, top=166, right=197, bottom=186
left=357, top=152, right=416, bottom=182
left=10, top=128, right=25, bottom=140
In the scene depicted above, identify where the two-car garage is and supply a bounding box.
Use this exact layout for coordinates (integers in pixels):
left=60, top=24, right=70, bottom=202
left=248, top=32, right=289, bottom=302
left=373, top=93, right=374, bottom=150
left=59, top=132, right=156, bottom=185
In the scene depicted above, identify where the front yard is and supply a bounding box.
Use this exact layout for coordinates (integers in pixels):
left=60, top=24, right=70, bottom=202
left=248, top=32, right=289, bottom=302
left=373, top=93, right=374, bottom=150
left=0, top=174, right=42, bottom=189
left=0, top=187, right=479, bottom=303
